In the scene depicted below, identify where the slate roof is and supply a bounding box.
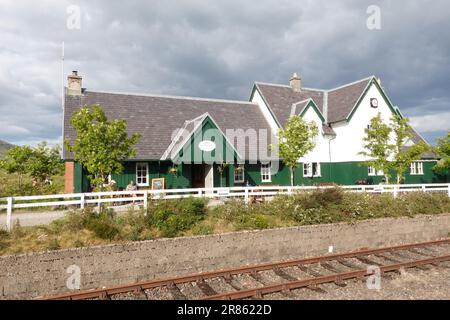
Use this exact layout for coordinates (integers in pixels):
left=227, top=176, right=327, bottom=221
left=63, top=90, right=275, bottom=161
left=254, top=83, right=325, bottom=126
left=255, top=77, right=373, bottom=125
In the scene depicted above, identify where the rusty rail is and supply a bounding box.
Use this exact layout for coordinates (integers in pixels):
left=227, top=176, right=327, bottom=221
left=37, top=238, right=450, bottom=300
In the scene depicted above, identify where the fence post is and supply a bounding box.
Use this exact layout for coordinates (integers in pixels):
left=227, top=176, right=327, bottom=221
left=6, top=197, right=13, bottom=232
left=287, top=187, right=292, bottom=196
left=80, top=193, right=85, bottom=209
left=393, top=186, right=398, bottom=198
left=143, top=190, right=148, bottom=211
left=244, top=187, right=249, bottom=204
left=448, top=185, right=450, bottom=198
left=198, top=189, right=202, bottom=197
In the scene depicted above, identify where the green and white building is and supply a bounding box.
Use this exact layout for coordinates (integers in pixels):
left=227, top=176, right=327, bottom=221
left=63, top=71, right=448, bottom=193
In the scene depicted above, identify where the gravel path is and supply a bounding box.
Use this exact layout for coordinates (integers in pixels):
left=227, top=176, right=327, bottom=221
left=0, top=204, right=141, bottom=228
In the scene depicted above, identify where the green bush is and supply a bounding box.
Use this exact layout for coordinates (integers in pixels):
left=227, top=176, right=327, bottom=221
left=46, top=238, right=61, bottom=251
left=84, top=209, right=119, bottom=240
left=191, top=223, right=214, bottom=236
left=147, top=198, right=207, bottom=237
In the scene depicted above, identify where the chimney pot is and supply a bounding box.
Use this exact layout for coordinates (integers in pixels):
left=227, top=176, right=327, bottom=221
left=67, top=71, right=82, bottom=96
left=290, top=72, right=301, bottom=92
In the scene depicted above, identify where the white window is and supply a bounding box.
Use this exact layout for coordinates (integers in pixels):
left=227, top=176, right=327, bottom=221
left=368, top=166, right=384, bottom=176
left=136, top=162, right=149, bottom=186
left=410, top=162, right=424, bottom=175
left=234, top=164, right=245, bottom=183
left=261, top=163, right=271, bottom=183
left=303, top=163, right=321, bottom=177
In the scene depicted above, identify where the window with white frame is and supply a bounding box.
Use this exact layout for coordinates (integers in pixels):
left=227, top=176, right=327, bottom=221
left=303, top=162, right=321, bottom=177
left=410, top=161, right=424, bottom=175
left=261, top=163, right=271, bottom=182
left=234, top=164, right=245, bottom=183
left=136, top=162, right=149, bottom=186
left=368, top=166, right=384, bottom=176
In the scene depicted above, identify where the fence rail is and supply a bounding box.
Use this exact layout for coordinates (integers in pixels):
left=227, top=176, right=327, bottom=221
left=1, top=183, right=449, bottom=231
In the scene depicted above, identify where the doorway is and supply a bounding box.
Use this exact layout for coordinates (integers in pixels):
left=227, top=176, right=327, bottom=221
left=192, top=164, right=214, bottom=189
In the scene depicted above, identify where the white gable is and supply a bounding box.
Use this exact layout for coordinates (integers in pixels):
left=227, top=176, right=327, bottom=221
left=330, top=82, right=396, bottom=162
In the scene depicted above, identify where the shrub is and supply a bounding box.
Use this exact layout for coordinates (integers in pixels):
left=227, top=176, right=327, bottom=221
left=191, top=223, right=214, bottom=236
left=147, top=198, right=207, bottom=237
left=312, top=187, right=344, bottom=207
left=233, top=213, right=270, bottom=231
left=47, top=238, right=61, bottom=251
left=84, top=209, right=119, bottom=240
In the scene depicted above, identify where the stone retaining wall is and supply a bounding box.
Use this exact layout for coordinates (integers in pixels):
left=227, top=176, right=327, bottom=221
left=1, top=213, right=450, bottom=299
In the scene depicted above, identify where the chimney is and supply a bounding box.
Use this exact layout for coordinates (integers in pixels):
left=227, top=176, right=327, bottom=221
left=67, top=71, right=82, bottom=95
left=290, top=72, right=301, bottom=92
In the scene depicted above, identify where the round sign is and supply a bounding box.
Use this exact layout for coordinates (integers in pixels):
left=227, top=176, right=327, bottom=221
left=199, top=140, right=216, bottom=152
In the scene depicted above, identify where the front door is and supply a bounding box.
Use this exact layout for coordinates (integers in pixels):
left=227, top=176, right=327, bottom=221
left=192, top=164, right=205, bottom=188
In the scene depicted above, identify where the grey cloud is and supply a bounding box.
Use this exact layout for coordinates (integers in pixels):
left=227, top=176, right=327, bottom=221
left=0, top=0, right=449, bottom=146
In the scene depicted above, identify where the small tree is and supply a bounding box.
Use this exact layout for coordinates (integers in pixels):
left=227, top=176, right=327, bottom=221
left=0, top=145, right=33, bottom=188
left=390, top=115, right=430, bottom=184
left=359, top=113, right=393, bottom=184
left=28, top=142, right=64, bottom=184
left=273, top=116, right=319, bottom=186
left=65, top=104, right=141, bottom=189
left=433, top=131, right=450, bottom=173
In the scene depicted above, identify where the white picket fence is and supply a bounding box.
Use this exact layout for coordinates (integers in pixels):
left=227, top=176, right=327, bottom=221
left=0, top=183, right=449, bottom=231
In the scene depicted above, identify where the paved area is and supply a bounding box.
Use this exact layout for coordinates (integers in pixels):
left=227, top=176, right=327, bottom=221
left=0, top=204, right=141, bottom=228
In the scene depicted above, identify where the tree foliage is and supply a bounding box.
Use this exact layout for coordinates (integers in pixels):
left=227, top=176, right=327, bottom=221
left=273, top=115, right=319, bottom=186
left=433, top=131, right=450, bottom=173
left=359, top=113, right=393, bottom=183
left=360, top=113, right=430, bottom=184
left=0, top=142, right=63, bottom=186
left=65, top=104, right=141, bottom=189
left=390, top=115, right=430, bottom=184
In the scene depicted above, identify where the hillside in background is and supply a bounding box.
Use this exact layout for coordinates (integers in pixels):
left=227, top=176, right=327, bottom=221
left=0, top=139, right=14, bottom=157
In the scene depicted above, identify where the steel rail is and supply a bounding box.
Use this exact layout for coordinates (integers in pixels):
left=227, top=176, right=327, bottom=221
left=37, top=238, right=450, bottom=300
left=203, top=254, right=450, bottom=300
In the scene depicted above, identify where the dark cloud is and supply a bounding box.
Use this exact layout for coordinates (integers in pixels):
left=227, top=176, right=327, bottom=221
left=0, top=0, right=449, bottom=146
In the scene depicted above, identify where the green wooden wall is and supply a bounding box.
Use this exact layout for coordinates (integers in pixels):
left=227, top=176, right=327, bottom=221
left=72, top=160, right=447, bottom=192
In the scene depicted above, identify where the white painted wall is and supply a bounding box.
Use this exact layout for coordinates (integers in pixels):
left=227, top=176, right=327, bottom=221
left=299, top=106, right=331, bottom=163
left=250, top=88, right=280, bottom=134
left=330, top=83, right=396, bottom=163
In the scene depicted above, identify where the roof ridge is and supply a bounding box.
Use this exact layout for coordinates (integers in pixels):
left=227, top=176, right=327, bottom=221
left=256, top=78, right=374, bottom=93
left=255, top=81, right=291, bottom=88
left=85, top=89, right=256, bottom=105
left=328, top=76, right=374, bottom=92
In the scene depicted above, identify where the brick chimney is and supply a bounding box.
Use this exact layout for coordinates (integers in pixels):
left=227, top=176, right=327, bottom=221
left=290, top=72, right=301, bottom=92
left=67, top=71, right=82, bottom=95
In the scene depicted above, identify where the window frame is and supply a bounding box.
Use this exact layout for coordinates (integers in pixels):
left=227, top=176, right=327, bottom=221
left=410, top=161, right=424, bottom=175
left=368, top=166, right=384, bottom=177
left=261, top=163, right=272, bottom=183
left=303, top=162, right=321, bottom=178
left=234, top=164, right=245, bottom=183
left=136, top=162, right=149, bottom=187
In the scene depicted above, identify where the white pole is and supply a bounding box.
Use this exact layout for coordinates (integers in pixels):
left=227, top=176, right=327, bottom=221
left=6, top=197, right=13, bottom=232
left=448, top=185, right=450, bottom=198
left=245, top=187, right=249, bottom=204
left=80, top=193, right=85, bottom=209
left=143, top=190, right=148, bottom=211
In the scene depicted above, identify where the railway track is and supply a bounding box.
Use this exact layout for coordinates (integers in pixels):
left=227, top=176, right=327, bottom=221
left=38, top=238, right=450, bottom=300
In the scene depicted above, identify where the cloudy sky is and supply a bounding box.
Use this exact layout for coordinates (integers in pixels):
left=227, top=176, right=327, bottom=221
left=0, top=0, right=449, bottom=146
